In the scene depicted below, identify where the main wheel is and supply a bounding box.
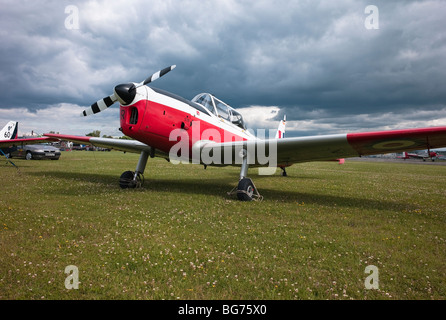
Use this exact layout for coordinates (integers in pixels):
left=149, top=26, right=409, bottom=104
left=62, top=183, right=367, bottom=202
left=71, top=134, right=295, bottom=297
left=119, top=171, right=137, bottom=189
left=237, top=178, right=255, bottom=201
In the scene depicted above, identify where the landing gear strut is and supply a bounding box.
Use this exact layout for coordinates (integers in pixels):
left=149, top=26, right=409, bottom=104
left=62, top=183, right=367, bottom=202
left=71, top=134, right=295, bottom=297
left=119, top=150, right=149, bottom=189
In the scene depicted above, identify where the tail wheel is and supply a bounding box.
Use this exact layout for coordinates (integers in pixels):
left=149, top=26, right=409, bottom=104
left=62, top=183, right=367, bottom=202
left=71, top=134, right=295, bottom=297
left=280, top=167, right=287, bottom=176
left=119, top=170, right=143, bottom=189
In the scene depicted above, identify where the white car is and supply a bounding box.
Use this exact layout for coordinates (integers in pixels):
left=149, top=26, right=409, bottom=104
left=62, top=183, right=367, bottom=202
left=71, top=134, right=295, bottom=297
left=9, top=144, right=61, bottom=160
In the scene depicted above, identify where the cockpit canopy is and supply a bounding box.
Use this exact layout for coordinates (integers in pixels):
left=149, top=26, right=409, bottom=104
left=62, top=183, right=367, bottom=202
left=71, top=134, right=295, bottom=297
left=191, top=93, right=246, bottom=130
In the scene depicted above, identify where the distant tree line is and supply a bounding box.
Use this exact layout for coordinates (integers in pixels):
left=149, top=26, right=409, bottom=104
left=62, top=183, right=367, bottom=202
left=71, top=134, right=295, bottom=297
left=85, top=130, right=133, bottom=140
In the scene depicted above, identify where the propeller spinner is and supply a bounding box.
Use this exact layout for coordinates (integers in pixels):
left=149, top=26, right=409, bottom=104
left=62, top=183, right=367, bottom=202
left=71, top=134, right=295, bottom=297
left=81, top=65, right=176, bottom=117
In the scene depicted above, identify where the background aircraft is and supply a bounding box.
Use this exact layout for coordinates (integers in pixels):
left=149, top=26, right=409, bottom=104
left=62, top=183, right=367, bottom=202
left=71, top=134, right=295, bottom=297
left=0, top=121, right=58, bottom=157
left=400, top=151, right=438, bottom=161
left=42, top=65, right=446, bottom=201
left=0, top=121, right=18, bottom=140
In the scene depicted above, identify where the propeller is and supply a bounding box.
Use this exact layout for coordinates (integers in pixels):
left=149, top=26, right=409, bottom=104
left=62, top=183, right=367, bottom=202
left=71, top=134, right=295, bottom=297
left=81, top=65, right=176, bottom=117
left=137, top=64, right=176, bottom=88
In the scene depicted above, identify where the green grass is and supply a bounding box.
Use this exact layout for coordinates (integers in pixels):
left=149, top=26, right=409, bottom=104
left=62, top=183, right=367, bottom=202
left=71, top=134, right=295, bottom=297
left=1, top=151, right=445, bottom=300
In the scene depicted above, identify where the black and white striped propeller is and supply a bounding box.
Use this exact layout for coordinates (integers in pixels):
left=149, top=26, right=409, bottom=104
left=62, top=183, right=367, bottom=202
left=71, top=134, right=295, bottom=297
left=81, top=65, right=176, bottom=116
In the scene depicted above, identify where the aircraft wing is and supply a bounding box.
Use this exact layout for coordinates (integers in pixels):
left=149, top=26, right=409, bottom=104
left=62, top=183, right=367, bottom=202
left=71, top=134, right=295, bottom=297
left=199, top=126, right=446, bottom=166
left=0, top=137, right=59, bottom=149
left=44, top=126, right=446, bottom=166
left=43, top=133, right=164, bottom=156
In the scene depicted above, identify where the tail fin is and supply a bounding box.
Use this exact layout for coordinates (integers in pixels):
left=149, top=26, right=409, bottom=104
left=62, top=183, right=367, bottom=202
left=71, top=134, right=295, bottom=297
left=0, top=121, right=18, bottom=140
left=275, top=115, right=286, bottom=139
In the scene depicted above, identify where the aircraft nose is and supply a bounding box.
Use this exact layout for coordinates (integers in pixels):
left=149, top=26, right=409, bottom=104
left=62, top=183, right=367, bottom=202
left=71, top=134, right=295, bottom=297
left=114, top=83, right=137, bottom=105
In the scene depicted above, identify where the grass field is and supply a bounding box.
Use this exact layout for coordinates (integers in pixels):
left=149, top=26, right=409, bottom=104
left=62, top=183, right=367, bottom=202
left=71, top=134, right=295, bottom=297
left=1, top=151, right=445, bottom=300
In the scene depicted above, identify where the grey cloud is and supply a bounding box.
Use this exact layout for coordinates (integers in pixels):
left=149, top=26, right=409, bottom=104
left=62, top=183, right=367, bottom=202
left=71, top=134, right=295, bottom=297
left=0, top=0, right=445, bottom=137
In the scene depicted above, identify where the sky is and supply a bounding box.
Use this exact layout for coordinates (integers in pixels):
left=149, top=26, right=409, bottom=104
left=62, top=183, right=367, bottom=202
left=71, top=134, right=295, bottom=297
left=1, top=0, right=446, bottom=138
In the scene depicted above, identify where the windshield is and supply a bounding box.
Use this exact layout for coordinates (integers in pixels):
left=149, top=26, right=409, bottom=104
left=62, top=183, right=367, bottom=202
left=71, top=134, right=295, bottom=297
left=191, top=93, right=216, bottom=115
left=214, top=98, right=230, bottom=120
left=192, top=93, right=246, bottom=130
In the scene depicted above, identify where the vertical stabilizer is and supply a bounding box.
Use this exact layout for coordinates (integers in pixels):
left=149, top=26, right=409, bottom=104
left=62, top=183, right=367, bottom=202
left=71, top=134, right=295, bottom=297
left=0, top=121, right=18, bottom=140
left=275, top=115, right=286, bottom=139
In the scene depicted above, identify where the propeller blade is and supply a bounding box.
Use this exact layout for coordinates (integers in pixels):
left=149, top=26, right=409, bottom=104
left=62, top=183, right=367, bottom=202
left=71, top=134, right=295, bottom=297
left=81, top=65, right=176, bottom=117
left=138, top=65, right=176, bottom=87
left=81, top=93, right=117, bottom=116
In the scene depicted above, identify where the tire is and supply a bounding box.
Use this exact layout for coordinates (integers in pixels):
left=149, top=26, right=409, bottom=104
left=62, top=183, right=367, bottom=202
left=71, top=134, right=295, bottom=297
left=119, top=171, right=136, bottom=189
left=237, top=178, right=255, bottom=201
left=25, top=152, right=32, bottom=160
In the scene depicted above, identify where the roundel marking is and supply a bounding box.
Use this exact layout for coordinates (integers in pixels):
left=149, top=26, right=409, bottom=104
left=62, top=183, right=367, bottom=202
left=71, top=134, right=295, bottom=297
left=372, top=140, right=415, bottom=150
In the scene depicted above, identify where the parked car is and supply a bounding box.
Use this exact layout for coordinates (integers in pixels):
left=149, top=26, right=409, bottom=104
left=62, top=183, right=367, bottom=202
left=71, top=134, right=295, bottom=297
left=8, top=144, right=61, bottom=160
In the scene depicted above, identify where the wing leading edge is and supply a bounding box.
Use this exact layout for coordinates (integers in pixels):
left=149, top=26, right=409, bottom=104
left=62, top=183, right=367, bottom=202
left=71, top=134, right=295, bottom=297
left=0, top=136, right=59, bottom=149
left=43, top=133, right=169, bottom=158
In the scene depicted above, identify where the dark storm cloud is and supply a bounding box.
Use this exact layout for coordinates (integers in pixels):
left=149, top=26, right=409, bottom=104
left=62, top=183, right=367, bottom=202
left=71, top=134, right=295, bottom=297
left=0, top=0, right=445, bottom=136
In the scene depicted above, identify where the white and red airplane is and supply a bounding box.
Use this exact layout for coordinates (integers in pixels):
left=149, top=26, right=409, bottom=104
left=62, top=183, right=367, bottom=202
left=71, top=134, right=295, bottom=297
left=5, top=66, right=446, bottom=201
left=400, top=151, right=438, bottom=161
